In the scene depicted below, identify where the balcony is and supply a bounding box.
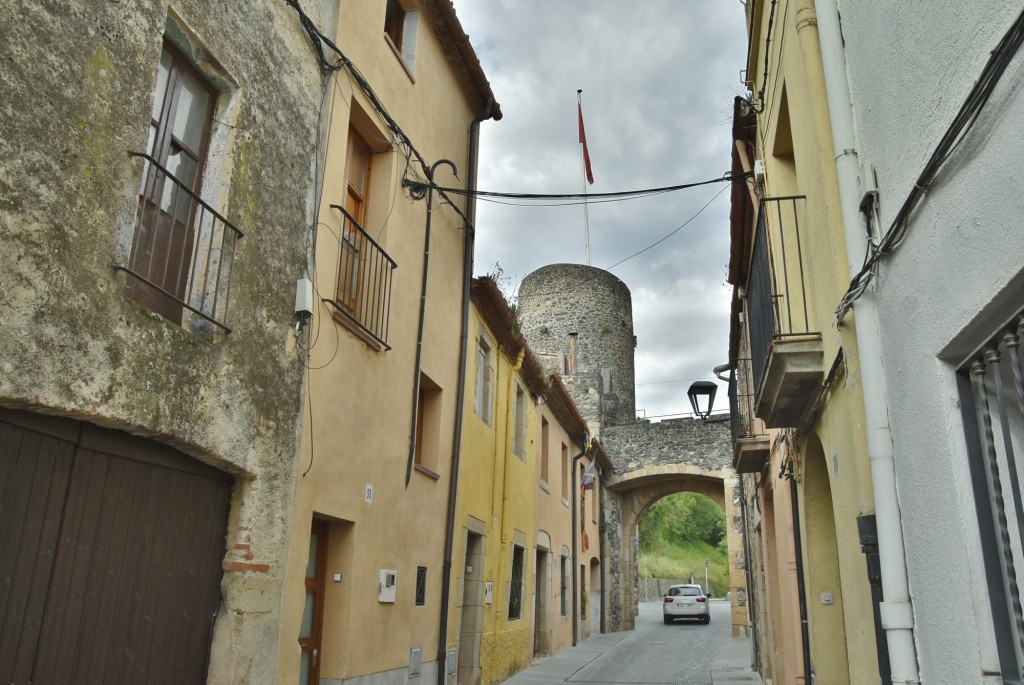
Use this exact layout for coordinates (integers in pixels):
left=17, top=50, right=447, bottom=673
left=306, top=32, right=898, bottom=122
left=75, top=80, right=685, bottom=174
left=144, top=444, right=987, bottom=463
left=117, top=152, right=243, bottom=333
left=747, top=196, right=823, bottom=428
left=327, top=205, right=397, bottom=349
left=729, top=357, right=770, bottom=473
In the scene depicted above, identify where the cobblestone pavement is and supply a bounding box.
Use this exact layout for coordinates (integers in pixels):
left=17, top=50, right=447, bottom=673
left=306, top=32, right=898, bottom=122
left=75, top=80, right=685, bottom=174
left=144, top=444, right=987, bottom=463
left=502, top=601, right=761, bottom=685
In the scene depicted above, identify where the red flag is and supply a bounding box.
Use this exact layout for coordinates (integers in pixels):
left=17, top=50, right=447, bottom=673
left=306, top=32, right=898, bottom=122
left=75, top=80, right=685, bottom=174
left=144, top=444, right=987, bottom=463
left=578, top=102, right=594, bottom=185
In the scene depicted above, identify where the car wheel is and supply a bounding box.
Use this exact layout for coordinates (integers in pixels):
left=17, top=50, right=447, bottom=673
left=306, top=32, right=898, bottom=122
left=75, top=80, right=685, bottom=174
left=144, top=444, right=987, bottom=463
left=704, top=614, right=711, bottom=624
left=663, top=616, right=673, bottom=625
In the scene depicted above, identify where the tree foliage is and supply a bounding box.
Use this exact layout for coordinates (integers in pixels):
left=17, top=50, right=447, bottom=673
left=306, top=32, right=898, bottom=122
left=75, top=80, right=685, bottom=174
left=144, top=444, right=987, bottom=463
left=638, top=492, right=726, bottom=551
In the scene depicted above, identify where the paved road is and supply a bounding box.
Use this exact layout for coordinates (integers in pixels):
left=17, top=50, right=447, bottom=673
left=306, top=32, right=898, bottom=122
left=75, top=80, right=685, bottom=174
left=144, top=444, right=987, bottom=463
left=504, top=600, right=757, bottom=685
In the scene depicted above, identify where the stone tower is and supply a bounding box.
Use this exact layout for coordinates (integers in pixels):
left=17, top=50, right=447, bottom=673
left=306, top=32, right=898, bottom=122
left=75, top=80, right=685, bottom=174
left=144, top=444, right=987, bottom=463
left=517, top=263, right=636, bottom=430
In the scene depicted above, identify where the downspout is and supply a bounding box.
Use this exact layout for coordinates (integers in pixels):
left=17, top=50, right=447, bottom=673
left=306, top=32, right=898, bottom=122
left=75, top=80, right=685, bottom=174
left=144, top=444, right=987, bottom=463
left=738, top=473, right=759, bottom=670
left=785, top=460, right=812, bottom=684
left=407, top=158, right=458, bottom=487
left=598, top=464, right=606, bottom=634
left=437, top=100, right=492, bottom=685
left=812, top=1, right=921, bottom=682
left=570, top=441, right=588, bottom=645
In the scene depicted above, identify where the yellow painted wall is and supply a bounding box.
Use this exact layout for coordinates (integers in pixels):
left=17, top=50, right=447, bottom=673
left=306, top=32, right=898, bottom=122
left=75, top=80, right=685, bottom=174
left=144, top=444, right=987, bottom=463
left=276, top=1, right=484, bottom=682
left=746, top=0, right=879, bottom=681
left=451, top=308, right=537, bottom=685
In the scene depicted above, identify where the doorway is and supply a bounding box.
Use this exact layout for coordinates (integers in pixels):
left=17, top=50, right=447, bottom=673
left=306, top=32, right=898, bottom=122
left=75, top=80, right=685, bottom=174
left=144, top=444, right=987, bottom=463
left=458, top=530, right=484, bottom=685
left=534, top=545, right=550, bottom=656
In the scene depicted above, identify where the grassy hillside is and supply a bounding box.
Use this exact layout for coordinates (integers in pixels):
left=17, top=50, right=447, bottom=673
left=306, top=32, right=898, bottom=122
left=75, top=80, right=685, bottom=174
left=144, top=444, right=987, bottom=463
left=637, top=492, right=730, bottom=596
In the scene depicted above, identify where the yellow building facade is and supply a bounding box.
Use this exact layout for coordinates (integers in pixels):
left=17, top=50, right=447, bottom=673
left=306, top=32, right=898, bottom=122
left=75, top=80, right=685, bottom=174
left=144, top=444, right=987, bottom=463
left=728, top=0, right=883, bottom=682
left=452, top=278, right=542, bottom=685
left=277, top=3, right=500, bottom=685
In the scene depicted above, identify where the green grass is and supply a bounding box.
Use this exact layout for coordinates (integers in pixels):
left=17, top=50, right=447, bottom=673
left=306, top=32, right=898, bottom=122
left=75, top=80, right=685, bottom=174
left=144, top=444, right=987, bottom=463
left=640, top=540, right=729, bottom=596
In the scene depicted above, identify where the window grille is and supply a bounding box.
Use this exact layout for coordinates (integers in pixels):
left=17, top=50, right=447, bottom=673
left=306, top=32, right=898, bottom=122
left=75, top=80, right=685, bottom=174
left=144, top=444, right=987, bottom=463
left=959, top=311, right=1024, bottom=683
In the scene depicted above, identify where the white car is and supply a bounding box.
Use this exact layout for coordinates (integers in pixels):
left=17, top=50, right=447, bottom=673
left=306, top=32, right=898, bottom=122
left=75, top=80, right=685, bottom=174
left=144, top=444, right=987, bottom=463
left=663, top=584, right=710, bottom=624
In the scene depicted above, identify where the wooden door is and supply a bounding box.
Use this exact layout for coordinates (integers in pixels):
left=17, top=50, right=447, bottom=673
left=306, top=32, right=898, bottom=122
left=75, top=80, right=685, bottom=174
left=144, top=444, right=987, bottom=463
left=0, top=409, right=232, bottom=685
left=298, top=520, right=328, bottom=685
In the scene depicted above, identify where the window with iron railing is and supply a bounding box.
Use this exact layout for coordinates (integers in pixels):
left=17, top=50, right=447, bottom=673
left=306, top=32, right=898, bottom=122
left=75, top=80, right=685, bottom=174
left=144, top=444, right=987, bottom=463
left=729, top=356, right=758, bottom=444
left=118, top=42, right=242, bottom=333
left=958, top=310, right=1024, bottom=684
left=327, top=204, right=397, bottom=349
left=746, top=195, right=813, bottom=393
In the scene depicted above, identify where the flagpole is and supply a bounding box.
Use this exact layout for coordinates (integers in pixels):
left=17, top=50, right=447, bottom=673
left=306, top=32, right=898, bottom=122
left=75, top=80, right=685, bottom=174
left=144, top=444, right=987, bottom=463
left=577, top=89, right=592, bottom=266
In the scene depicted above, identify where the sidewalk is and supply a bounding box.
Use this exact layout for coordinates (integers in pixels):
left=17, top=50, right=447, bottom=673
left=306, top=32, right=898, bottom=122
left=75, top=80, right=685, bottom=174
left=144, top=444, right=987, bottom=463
left=501, top=626, right=762, bottom=685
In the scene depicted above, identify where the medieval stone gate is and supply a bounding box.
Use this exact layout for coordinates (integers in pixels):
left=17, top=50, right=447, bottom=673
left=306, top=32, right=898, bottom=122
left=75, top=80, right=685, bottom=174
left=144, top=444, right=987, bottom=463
left=517, top=263, right=749, bottom=637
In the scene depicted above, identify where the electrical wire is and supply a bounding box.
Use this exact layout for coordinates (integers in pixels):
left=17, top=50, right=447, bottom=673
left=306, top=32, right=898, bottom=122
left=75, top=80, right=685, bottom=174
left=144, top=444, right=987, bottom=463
left=408, top=172, right=749, bottom=204
left=836, top=6, right=1024, bottom=322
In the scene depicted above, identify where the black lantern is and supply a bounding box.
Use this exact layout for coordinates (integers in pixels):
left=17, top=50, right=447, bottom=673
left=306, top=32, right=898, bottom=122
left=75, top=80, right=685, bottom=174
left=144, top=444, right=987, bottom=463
left=687, top=381, right=718, bottom=421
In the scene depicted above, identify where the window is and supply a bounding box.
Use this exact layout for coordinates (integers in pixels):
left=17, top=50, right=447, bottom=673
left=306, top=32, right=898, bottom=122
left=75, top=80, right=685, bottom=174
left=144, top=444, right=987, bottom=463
left=474, top=335, right=493, bottom=424
left=330, top=120, right=396, bottom=348
left=560, top=443, right=569, bottom=500
left=415, top=566, right=427, bottom=606
left=559, top=552, right=569, bottom=616
left=508, top=545, right=525, bottom=620
left=540, top=417, right=550, bottom=483
left=122, top=41, right=242, bottom=332
left=958, top=310, right=1024, bottom=676
left=414, top=373, right=441, bottom=475
left=512, top=383, right=527, bottom=459
left=384, top=0, right=419, bottom=73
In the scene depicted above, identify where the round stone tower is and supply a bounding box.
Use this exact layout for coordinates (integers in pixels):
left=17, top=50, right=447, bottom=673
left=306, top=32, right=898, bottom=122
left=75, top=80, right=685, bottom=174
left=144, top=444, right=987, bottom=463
left=518, top=264, right=636, bottom=429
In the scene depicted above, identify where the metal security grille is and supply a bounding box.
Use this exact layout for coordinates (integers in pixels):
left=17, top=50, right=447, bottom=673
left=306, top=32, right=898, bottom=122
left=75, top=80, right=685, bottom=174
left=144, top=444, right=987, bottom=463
left=959, top=311, right=1024, bottom=683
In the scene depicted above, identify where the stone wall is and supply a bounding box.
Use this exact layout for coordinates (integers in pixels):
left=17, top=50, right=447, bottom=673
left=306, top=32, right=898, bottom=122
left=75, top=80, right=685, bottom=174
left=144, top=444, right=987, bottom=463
left=602, top=418, right=733, bottom=476
left=518, top=264, right=636, bottom=427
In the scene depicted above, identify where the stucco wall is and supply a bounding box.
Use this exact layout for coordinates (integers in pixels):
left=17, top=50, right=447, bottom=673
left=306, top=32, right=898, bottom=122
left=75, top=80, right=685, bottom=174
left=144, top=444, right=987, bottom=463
left=0, top=2, right=330, bottom=682
left=839, top=2, right=1024, bottom=680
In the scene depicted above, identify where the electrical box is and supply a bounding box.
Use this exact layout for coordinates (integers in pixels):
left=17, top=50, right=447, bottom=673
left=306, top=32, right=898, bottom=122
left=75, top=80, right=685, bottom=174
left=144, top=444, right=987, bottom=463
left=294, top=278, right=313, bottom=315
left=821, top=592, right=834, bottom=605
left=484, top=581, right=493, bottom=605
left=446, top=649, right=457, bottom=676
left=753, top=159, right=765, bottom=184
left=379, top=569, right=397, bottom=603
left=409, top=646, right=422, bottom=677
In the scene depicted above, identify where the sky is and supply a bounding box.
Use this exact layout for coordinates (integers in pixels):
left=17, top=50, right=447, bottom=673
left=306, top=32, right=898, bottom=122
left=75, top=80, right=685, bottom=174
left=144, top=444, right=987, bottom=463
left=450, top=1, right=749, bottom=422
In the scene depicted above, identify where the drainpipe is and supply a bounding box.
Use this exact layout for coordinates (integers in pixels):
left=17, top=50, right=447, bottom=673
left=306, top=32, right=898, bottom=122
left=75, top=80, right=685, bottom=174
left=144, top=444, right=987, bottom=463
left=406, top=158, right=458, bottom=487
left=785, top=461, right=812, bottom=684
left=570, top=440, right=588, bottom=645
left=738, top=473, right=759, bottom=670
left=598, top=463, right=606, bottom=634
left=437, top=101, right=492, bottom=685
left=812, top=1, right=921, bottom=681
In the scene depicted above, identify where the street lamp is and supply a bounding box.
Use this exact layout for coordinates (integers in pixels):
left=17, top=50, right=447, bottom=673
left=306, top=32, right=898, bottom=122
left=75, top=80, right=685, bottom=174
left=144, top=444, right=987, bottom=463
left=687, top=381, right=718, bottom=421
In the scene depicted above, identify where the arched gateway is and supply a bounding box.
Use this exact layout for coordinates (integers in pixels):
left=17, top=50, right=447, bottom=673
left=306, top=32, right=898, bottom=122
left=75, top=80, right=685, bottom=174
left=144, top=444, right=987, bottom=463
left=599, top=419, right=736, bottom=631
left=517, top=263, right=748, bottom=638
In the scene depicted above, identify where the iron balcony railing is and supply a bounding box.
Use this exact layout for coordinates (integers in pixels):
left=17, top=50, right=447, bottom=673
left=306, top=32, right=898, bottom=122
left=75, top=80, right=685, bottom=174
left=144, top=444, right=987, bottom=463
left=958, top=310, right=1024, bottom=683
left=729, top=357, right=758, bottom=445
left=116, top=152, right=243, bottom=333
left=747, top=195, right=813, bottom=393
left=328, top=205, right=396, bottom=349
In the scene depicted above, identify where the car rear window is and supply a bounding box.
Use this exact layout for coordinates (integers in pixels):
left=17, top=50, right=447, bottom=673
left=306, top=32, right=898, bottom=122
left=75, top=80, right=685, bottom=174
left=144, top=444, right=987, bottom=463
left=667, top=586, right=702, bottom=597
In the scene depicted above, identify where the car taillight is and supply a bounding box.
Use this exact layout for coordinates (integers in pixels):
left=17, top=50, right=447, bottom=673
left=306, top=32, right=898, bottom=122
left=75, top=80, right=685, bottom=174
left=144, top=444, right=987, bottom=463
left=696, top=597, right=707, bottom=603
left=664, top=597, right=674, bottom=603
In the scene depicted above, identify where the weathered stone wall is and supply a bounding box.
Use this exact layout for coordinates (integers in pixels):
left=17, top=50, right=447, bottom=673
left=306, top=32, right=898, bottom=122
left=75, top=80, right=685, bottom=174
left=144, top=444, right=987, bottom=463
left=518, top=264, right=636, bottom=427
left=602, top=418, right=733, bottom=475
left=0, top=2, right=331, bottom=682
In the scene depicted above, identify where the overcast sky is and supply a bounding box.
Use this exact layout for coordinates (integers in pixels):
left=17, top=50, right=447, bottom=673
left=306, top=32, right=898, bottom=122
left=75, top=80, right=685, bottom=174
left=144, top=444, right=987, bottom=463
left=450, top=1, right=748, bottom=422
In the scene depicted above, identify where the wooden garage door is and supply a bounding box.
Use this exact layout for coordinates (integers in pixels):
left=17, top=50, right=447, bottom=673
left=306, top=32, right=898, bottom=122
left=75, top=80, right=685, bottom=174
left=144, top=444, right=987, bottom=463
left=0, top=409, right=233, bottom=685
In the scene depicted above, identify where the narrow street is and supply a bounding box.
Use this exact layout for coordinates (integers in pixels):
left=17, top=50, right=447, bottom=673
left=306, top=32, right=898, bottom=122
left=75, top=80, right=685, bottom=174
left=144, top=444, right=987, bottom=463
left=504, top=601, right=758, bottom=685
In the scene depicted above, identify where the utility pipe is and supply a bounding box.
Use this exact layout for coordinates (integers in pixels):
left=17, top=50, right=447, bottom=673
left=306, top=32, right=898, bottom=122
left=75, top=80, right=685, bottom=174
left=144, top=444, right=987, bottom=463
left=406, top=158, right=457, bottom=487
left=597, top=462, right=606, bottom=634
left=569, top=440, right=588, bottom=645
left=437, top=100, right=492, bottom=685
left=786, top=462, right=812, bottom=685
left=812, top=1, right=921, bottom=682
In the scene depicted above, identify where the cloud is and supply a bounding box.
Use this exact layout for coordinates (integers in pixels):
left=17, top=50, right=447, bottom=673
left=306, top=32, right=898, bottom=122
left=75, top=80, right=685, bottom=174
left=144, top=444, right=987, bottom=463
left=453, top=0, right=747, bottom=420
